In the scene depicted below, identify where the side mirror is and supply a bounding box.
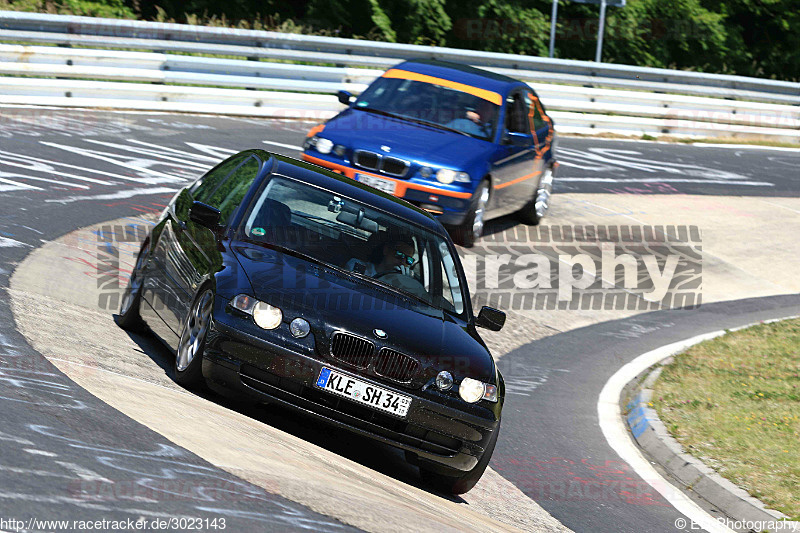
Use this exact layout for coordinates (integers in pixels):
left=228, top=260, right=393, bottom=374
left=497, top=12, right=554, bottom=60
left=476, top=306, right=506, bottom=331
left=189, top=201, right=221, bottom=230
left=337, top=90, right=353, bottom=106
left=502, top=131, right=531, bottom=147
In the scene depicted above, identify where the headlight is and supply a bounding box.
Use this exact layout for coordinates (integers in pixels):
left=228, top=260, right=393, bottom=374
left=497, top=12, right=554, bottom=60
left=436, top=169, right=455, bottom=184
left=290, top=317, right=310, bottom=338
left=459, top=377, right=485, bottom=403
left=419, top=166, right=433, bottom=178
left=230, top=295, right=283, bottom=330
left=459, top=377, right=498, bottom=403
left=253, top=301, right=282, bottom=330
left=436, top=169, right=470, bottom=184
left=333, top=144, right=346, bottom=157
left=315, top=137, right=334, bottom=154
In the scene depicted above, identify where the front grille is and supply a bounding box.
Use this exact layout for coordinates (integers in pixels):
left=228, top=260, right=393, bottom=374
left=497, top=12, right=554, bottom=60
left=353, top=150, right=409, bottom=178
left=330, top=332, right=374, bottom=368
left=381, top=157, right=409, bottom=177
left=374, top=348, right=419, bottom=383
left=354, top=150, right=380, bottom=171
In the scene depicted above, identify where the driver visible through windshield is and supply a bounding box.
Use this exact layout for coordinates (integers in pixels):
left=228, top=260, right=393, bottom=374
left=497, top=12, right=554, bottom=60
left=353, top=76, right=500, bottom=141
left=241, top=175, right=466, bottom=316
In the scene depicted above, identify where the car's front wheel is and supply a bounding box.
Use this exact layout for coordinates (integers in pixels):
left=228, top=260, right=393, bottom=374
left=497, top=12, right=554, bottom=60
left=454, top=180, right=490, bottom=248
left=419, top=423, right=500, bottom=495
left=116, top=239, right=149, bottom=332
left=175, top=287, right=213, bottom=388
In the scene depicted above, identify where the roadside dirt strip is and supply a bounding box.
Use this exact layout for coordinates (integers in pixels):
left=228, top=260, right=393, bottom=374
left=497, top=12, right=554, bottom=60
left=9, top=192, right=800, bottom=532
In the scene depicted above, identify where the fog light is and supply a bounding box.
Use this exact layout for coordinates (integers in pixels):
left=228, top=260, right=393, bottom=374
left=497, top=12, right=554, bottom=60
left=253, top=301, right=282, bottom=330
left=436, top=371, right=453, bottom=391
left=290, top=317, right=310, bottom=338
left=459, top=377, right=485, bottom=403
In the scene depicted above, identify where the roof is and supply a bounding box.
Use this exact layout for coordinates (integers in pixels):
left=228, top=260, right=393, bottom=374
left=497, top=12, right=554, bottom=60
left=391, top=59, right=521, bottom=95
left=252, top=150, right=446, bottom=235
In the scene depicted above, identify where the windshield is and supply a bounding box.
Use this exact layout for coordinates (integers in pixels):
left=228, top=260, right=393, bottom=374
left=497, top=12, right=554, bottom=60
left=240, top=175, right=466, bottom=316
left=354, top=77, right=499, bottom=141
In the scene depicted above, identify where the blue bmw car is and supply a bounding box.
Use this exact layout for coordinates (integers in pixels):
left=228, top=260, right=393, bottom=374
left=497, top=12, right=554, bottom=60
left=302, top=59, right=557, bottom=246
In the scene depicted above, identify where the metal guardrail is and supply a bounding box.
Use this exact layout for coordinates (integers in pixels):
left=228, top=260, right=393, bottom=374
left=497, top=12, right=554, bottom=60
left=1, top=11, right=798, bottom=141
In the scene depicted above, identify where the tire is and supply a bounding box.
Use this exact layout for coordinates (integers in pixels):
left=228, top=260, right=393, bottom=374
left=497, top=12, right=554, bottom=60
left=116, top=239, right=149, bottom=332
left=453, top=180, right=490, bottom=248
left=517, top=163, right=554, bottom=226
left=174, top=287, right=214, bottom=388
left=420, top=423, right=500, bottom=495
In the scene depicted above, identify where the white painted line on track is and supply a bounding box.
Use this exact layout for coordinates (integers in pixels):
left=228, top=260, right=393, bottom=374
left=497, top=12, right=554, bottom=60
left=598, top=315, right=799, bottom=533
left=558, top=177, right=773, bottom=186
left=0, top=236, right=32, bottom=248
left=263, top=140, right=303, bottom=151
left=44, top=187, right=180, bottom=204
left=693, top=143, right=800, bottom=152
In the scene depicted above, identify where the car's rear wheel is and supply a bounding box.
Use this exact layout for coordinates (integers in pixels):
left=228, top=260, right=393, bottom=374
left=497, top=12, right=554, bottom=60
left=419, top=423, right=500, bottom=495
left=518, top=163, right=554, bottom=225
left=116, top=239, right=149, bottom=332
left=454, top=180, right=490, bottom=248
left=175, top=287, right=213, bottom=388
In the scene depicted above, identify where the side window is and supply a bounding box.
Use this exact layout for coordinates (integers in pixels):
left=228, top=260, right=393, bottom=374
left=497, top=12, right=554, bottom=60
left=206, top=156, right=261, bottom=225
left=526, top=92, right=548, bottom=133
left=190, top=153, right=248, bottom=205
left=505, top=93, right=530, bottom=134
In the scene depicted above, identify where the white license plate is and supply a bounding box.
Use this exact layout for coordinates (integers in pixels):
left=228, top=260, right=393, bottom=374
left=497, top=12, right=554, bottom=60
left=315, top=367, right=411, bottom=418
left=356, top=173, right=396, bottom=195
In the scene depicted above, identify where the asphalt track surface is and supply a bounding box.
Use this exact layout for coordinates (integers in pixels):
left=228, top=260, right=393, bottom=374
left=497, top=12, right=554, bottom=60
left=1, top=107, right=799, bottom=531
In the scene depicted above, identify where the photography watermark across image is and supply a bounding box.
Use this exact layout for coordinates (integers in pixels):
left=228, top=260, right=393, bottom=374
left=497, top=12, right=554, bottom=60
left=467, top=225, right=702, bottom=311
left=96, top=223, right=702, bottom=313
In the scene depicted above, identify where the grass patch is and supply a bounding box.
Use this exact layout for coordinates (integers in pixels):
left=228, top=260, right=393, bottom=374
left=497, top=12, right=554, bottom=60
left=652, top=319, right=800, bottom=520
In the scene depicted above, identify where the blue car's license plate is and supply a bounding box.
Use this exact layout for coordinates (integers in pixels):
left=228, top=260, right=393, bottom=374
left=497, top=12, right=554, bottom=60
left=356, top=173, right=396, bottom=195
left=316, top=367, right=411, bottom=417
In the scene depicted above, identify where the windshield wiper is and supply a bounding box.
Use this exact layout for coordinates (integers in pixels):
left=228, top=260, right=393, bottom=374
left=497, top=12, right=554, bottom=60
left=244, top=239, right=337, bottom=272
left=359, top=107, right=473, bottom=138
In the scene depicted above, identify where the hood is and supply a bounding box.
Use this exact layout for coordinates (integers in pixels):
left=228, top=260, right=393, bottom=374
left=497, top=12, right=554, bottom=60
left=321, top=108, right=495, bottom=171
left=233, top=241, right=495, bottom=387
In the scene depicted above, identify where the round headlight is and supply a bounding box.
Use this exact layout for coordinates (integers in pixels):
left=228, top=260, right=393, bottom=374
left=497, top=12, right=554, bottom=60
left=253, top=302, right=282, bottom=330
left=435, top=371, right=453, bottom=391
left=333, top=144, right=346, bottom=157
left=290, top=317, right=310, bottom=338
left=419, top=166, right=433, bottom=178
left=315, top=137, right=333, bottom=154
left=436, top=169, right=456, bottom=184
left=459, top=377, right=485, bottom=403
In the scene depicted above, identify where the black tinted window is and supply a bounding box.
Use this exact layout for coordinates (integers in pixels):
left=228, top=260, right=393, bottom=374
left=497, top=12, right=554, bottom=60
left=206, top=156, right=261, bottom=225
left=190, top=153, right=248, bottom=205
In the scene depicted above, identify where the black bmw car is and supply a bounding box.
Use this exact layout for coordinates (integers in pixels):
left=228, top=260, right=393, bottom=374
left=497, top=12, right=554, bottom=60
left=117, top=149, right=506, bottom=494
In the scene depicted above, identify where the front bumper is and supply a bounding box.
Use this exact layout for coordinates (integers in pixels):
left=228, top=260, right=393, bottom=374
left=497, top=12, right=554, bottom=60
left=302, top=152, right=473, bottom=226
left=202, top=311, right=500, bottom=472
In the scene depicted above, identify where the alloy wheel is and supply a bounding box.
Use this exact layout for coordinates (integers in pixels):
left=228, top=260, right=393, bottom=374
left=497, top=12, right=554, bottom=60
left=177, top=290, right=213, bottom=372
